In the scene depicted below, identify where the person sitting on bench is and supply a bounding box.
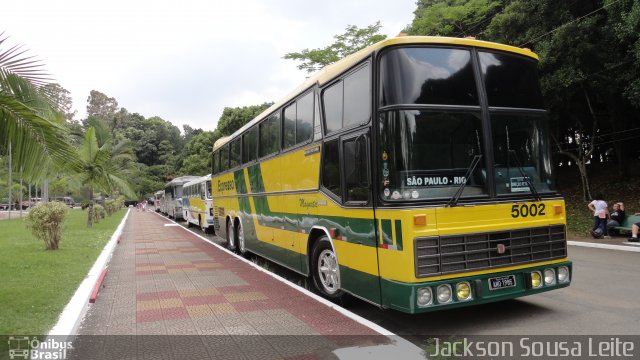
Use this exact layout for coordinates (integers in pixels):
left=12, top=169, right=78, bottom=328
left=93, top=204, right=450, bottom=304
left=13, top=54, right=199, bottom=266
left=607, top=202, right=625, bottom=234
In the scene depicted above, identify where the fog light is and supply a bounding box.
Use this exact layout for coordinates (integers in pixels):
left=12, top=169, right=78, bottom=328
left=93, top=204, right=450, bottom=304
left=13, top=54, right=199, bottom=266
left=437, top=284, right=452, bottom=303
left=417, top=288, right=433, bottom=307
left=544, top=268, right=556, bottom=285
left=557, top=266, right=570, bottom=283
left=531, top=271, right=542, bottom=288
left=456, top=282, right=472, bottom=301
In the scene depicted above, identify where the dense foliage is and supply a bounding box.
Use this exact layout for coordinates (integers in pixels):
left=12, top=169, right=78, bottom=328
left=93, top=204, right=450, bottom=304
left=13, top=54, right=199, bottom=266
left=26, top=201, right=68, bottom=250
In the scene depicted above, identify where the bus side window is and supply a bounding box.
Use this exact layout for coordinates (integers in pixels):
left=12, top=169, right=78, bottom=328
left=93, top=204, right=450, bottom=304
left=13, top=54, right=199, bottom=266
left=344, top=134, right=370, bottom=203
left=321, top=139, right=341, bottom=200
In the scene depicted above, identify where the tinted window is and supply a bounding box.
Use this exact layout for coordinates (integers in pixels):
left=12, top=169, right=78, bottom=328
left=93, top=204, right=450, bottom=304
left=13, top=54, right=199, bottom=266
left=242, top=127, right=257, bottom=164
left=323, top=81, right=343, bottom=134
left=230, top=139, right=241, bottom=168
left=220, top=146, right=229, bottom=171
left=296, top=92, right=313, bottom=144
left=480, top=52, right=544, bottom=109
left=322, top=140, right=341, bottom=199
left=343, top=65, right=371, bottom=128
left=344, top=135, right=369, bottom=203
left=284, top=104, right=296, bottom=149
left=212, top=151, right=219, bottom=174
left=379, top=47, right=478, bottom=106
left=259, top=114, right=280, bottom=157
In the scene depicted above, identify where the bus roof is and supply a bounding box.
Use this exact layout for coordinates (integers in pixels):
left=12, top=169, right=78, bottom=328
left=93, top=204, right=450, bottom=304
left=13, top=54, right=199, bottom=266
left=165, top=176, right=200, bottom=187
left=183, top=174, right=212, bottom=188
left=213, top=35, right=539, bottom=151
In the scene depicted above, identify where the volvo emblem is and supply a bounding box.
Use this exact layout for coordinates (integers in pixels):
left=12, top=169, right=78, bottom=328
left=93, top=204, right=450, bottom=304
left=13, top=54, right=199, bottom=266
left=496, top=244, right=506, bottom=254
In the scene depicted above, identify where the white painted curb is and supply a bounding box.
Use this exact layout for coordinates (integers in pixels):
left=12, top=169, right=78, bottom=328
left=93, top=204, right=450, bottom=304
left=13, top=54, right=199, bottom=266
left=47, top=208, right=130, bottom=336
left=151, top=212, right=424, bottom=356
left=568, top=240, right=640, bottom=252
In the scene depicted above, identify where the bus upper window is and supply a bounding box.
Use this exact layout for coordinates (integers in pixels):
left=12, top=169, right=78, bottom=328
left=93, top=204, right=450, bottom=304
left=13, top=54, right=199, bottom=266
left=230, top=139, right=241, bottom=168
left=296, top=92, right=313, bottom=144
left=323, top=81, right=343, bottom=134
left=243, top=127, right=257, bottom=164
left=343, top=65, right=370, bottom=129
left=284, top=103, right=296, bottom=149
left=220, top=146, right=229, bottom=172
left=479, top=51, right=544, bottom=109
left=379, top=48, right=478, bottom=106
left=259, top=114, right=280, bottom=157
left=322, top=139, right=341, bottom=199
left=212, top=151, right=219, bottom=174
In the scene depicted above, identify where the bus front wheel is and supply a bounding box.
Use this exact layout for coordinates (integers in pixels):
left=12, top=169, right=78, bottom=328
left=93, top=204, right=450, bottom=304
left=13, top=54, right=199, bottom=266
left=311, top=237, right=343, bottom=299
left=227, top=219, right=236, bottom=250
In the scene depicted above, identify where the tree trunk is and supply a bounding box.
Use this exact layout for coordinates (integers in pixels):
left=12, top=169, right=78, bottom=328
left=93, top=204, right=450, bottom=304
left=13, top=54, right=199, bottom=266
left=87, top=187, right=93, bottom=228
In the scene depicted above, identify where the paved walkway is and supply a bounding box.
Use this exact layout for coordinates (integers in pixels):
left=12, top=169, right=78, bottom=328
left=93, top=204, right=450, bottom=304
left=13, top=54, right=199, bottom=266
left=72, top=210, right=412, bottom=359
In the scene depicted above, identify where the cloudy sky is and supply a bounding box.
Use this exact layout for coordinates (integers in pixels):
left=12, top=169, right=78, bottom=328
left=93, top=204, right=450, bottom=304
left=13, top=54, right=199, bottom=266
left=4, top=0, right=416, bottom=132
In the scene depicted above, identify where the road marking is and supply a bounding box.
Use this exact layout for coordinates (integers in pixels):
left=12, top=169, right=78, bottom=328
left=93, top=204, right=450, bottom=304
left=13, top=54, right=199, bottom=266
left=568, top=241, right=640, bottom=252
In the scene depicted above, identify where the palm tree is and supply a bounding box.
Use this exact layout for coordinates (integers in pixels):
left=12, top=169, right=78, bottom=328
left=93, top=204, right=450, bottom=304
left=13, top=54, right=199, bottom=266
left=76, top=127, right=136, bottom=227
left=0, top=33, right=79, bottom=181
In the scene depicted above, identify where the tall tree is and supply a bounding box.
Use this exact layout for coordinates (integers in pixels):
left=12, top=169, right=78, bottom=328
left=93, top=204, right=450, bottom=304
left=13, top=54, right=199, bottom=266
left=216, top=103, right=273, bottom=136
left=42, top=83, right=77, bottom=123
left=75, top=127, right=135, bottom=227
left=284, top=22, right=387, bottom=73
left=407, top=0, right=501, bottom=37
left=86, top=90, right=118, bottom=120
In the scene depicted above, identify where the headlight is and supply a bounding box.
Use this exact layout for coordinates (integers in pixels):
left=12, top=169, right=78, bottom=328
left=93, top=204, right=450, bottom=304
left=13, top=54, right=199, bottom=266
left=557, top=266, right=570, bottom=283
left=531, top=271, right=542, bottom=288
left=544, top=268, right=556, bottom=285
left=437, top=284, right=452, bottom=303
left=417, top=288, right=432, bottom=307
left=456, top=282, right=472, bottom=301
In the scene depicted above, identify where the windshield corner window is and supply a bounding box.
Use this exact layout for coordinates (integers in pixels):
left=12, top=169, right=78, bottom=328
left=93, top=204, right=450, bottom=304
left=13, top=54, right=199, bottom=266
left=479, top=51, right=544, bottom=109
left=379, top=110, right=487, bottom=201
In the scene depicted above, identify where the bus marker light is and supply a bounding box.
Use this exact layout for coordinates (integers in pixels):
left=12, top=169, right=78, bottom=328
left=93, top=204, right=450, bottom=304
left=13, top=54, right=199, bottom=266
left=414, top=215, right=427, bottom=226
left=554, top=205, right=563, bottom=215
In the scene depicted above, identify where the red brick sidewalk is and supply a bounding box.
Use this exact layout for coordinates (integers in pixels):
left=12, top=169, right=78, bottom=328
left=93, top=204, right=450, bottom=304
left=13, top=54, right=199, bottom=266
left=73, top=211, right=415, bottom=359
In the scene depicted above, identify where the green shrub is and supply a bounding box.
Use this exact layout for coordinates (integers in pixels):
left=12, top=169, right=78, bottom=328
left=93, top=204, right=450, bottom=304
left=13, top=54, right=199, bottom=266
left=91, top=204, right=106, bottom=223
left=26, top=202, right=69, bottom=250
left=104, top=199, right=116, bottom=216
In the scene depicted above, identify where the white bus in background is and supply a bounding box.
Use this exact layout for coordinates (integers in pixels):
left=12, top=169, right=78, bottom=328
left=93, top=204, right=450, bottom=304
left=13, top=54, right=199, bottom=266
left=154, top=190, right=164, bottom=212
left=163, top=176, right=199, bottom=220
left=183, top=175, right=215, bottom=233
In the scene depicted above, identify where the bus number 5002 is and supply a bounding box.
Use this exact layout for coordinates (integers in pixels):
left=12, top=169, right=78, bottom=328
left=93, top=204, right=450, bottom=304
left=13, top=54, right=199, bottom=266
left=511, top=204, right=545, bottom=218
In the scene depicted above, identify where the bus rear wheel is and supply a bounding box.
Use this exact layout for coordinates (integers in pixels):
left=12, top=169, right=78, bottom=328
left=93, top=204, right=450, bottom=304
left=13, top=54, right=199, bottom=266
left=311, top=237, right=343, bottom=299
left=227, top=219, right=236, bottom=251
left=237, top=220, right=247, bottom=256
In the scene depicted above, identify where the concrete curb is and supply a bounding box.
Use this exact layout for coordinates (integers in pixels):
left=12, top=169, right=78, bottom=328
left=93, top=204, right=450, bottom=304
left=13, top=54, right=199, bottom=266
left=568, top=240, right=640, bottom=252
left=47, top=208, right=131, bottom=336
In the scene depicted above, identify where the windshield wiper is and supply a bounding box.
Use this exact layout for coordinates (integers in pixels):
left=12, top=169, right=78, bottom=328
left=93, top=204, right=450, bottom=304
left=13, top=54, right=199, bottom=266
left=447, top=154, right=483, bottom=207
left=508, top=149, right=541, bottom=201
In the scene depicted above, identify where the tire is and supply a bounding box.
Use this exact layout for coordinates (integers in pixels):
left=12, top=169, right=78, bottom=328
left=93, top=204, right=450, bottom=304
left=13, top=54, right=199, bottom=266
left=199, top=215, right=207, bottom=233
left=311, top=237, right=343, bottom=299
left=237, top=220, right=247, bottom=256
left=226, top=218, right=236, bottom=250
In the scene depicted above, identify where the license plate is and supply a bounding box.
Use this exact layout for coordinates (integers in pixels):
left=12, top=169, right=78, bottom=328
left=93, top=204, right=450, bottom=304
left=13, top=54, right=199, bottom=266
left=488, top=275, right=516, bottom=290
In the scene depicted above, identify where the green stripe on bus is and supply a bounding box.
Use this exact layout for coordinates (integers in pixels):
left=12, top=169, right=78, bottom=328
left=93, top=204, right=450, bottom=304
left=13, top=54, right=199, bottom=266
left=381, top=219, right=393, bottom=246
left=394, top=219, right=403, bottom=250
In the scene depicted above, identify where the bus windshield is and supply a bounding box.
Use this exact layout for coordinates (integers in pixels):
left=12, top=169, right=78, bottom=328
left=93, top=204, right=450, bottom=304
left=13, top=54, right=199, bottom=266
left=378, top=46, right=555, bottom=202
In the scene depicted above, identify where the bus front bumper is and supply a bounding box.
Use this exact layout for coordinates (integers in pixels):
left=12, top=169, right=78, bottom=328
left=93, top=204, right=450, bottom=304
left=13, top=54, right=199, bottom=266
left=380, top=261, right=572, bottom=314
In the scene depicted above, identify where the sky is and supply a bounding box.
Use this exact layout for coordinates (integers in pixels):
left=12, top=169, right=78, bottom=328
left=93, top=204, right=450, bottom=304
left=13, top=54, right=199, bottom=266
left=4, top=0, right=417, bottom=132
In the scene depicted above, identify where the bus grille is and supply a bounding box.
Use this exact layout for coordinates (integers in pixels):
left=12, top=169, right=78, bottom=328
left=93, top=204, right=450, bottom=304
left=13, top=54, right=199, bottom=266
left=414, top=225, right=566, bottom=277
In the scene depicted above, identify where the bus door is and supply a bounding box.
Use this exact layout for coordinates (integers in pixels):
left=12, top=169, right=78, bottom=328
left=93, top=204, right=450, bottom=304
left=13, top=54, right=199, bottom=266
left=338, top=130, right=380, bottom=304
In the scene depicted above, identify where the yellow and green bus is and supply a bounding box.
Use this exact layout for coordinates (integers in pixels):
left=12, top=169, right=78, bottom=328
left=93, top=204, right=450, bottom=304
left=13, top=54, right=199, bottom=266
left=183, top=175, right=215, bottom=233
left=210, top=36, right=571, bottom=313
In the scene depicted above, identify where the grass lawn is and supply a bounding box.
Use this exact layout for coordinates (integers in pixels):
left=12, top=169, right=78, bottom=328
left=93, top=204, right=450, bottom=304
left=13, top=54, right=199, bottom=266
left=0, top=208, right=127, bottom=335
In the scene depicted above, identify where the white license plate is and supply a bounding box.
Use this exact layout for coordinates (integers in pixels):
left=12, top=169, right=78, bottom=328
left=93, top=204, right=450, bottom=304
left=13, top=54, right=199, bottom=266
left=488, top=275, right=516, bottom=290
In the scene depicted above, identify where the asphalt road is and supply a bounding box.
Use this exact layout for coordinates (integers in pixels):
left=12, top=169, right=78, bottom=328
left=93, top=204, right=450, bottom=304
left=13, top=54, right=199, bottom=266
left=172, top=215, right=640, bottom=344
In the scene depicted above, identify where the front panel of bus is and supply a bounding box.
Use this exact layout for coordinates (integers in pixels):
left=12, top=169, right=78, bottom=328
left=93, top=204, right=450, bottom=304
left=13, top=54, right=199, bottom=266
left=373, top=44, right=571, bottom=312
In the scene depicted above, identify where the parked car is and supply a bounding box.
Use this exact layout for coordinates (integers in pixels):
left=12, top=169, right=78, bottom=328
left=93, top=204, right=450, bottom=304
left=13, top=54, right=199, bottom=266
left=51, top=197, right=76, bottom=208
